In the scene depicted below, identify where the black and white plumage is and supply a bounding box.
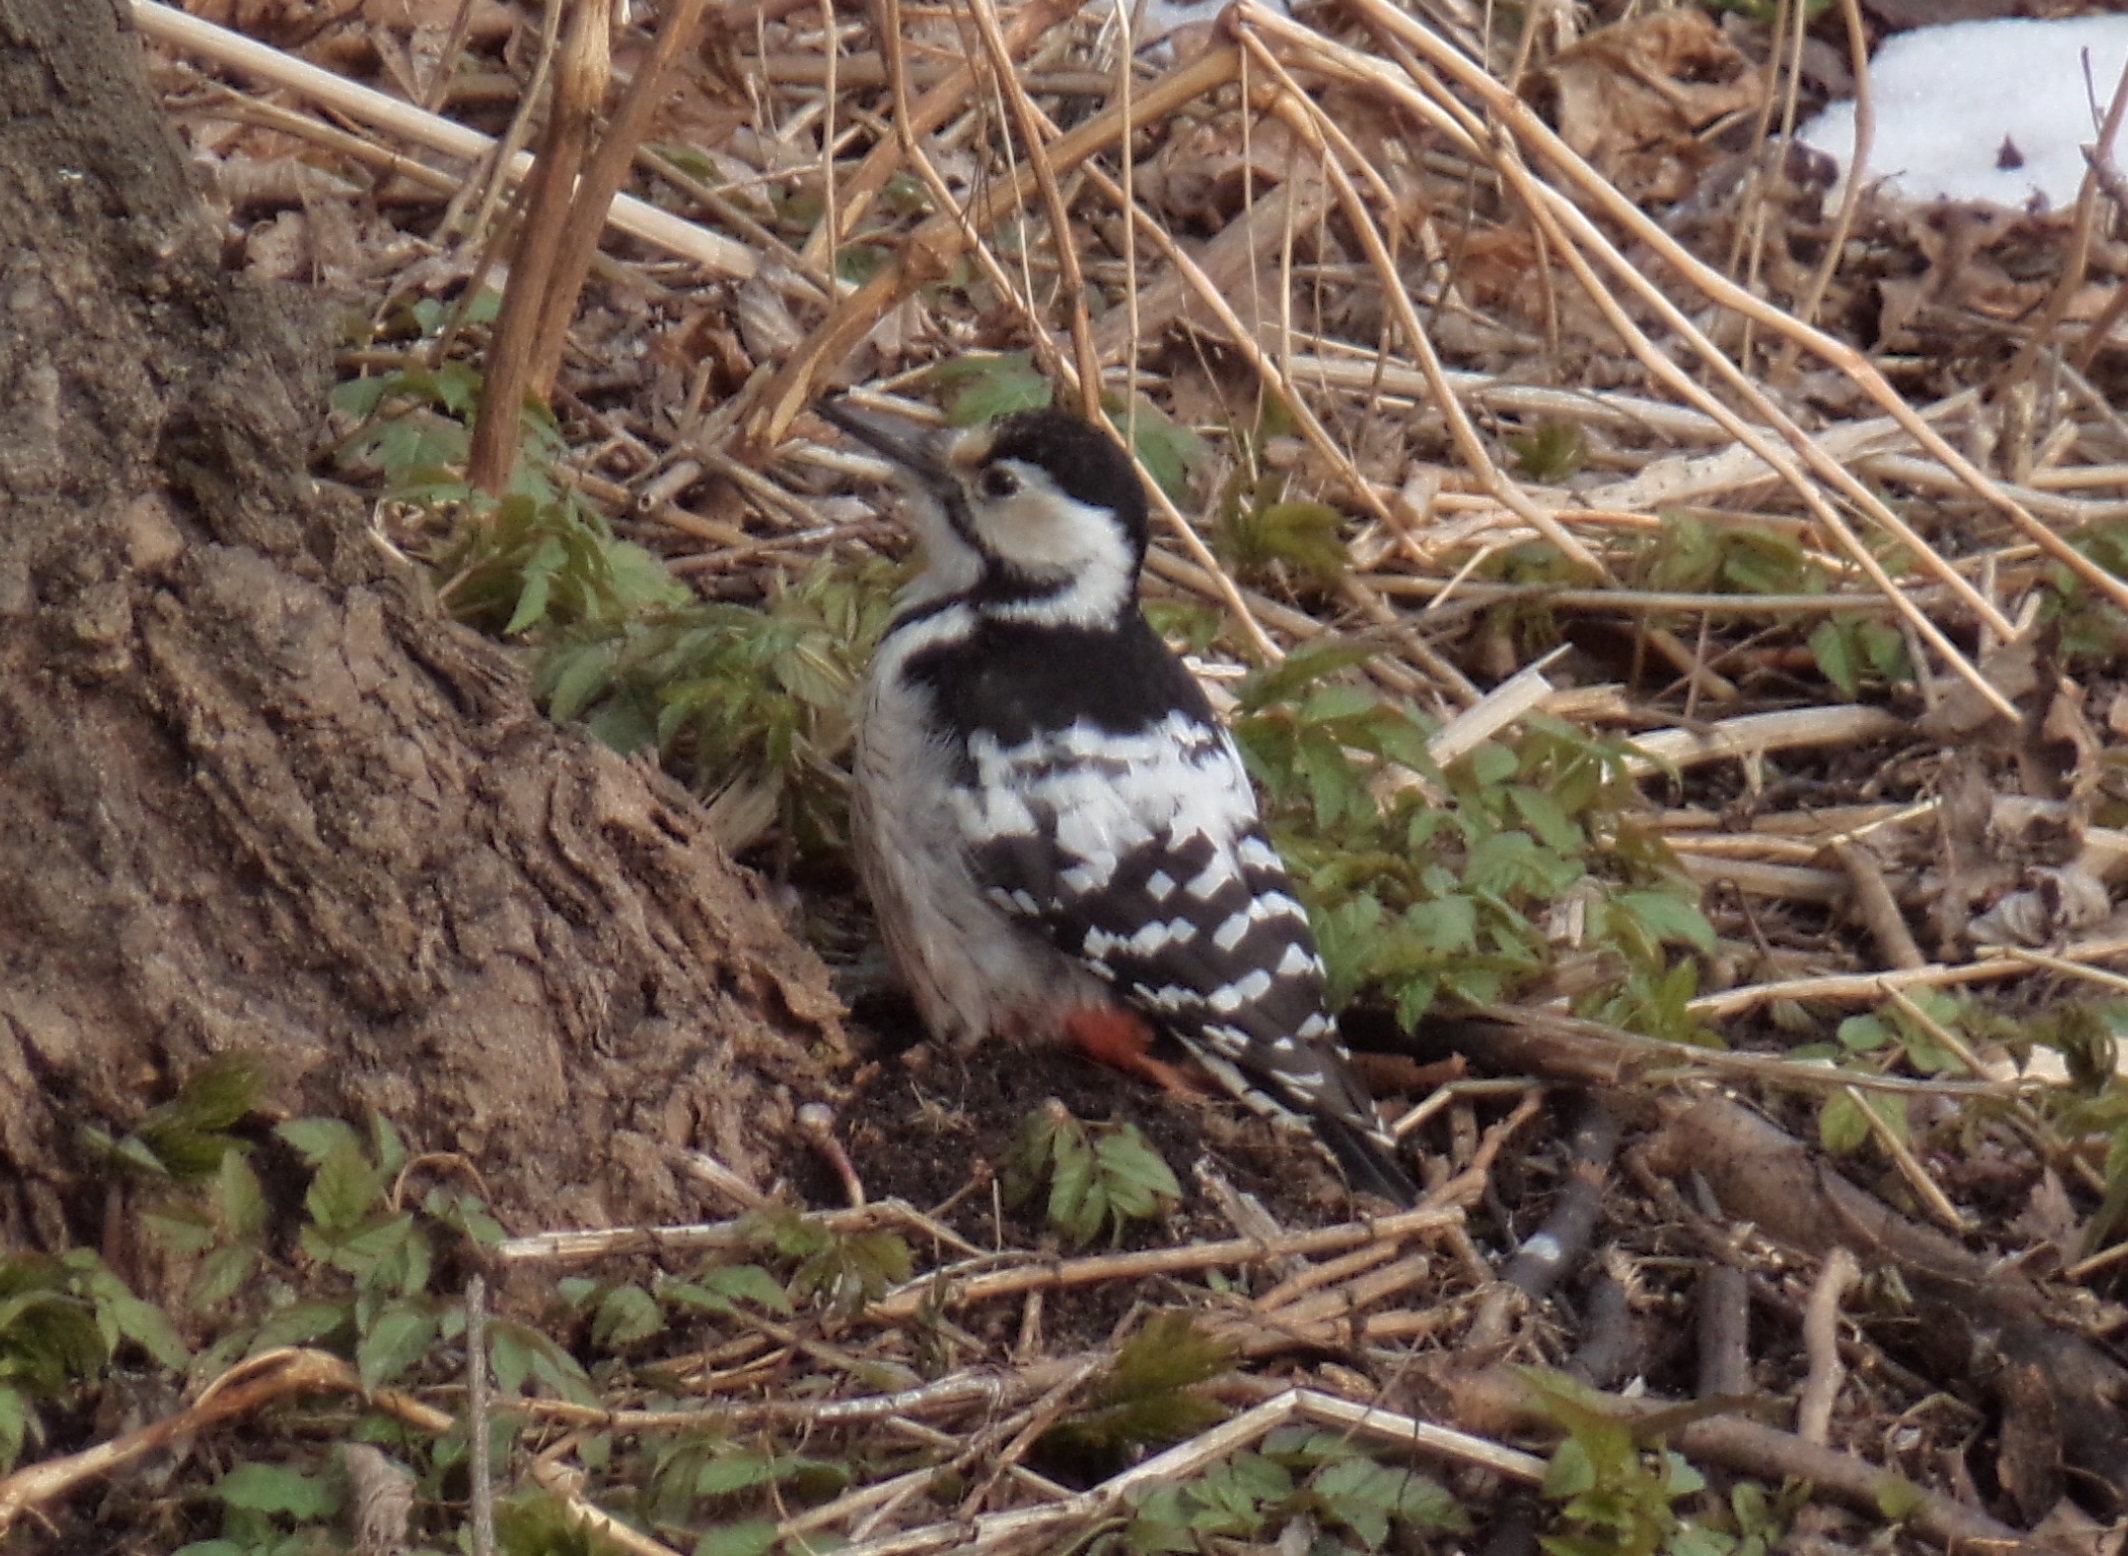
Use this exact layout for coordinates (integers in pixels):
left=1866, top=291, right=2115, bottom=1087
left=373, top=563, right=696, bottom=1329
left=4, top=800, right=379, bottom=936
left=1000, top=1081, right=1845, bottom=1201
left=821, top=400, right=1417, bottom=1206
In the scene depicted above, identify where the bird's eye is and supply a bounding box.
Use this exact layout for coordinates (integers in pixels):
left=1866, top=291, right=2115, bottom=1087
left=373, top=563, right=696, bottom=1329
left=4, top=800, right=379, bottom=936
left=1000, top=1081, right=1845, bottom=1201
left=978, top=465, right=1019, bottom=499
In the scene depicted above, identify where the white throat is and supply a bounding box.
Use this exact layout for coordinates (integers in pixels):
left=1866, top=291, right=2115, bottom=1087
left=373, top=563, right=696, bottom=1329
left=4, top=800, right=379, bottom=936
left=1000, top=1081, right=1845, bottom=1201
left=982, top=544, right=1137, bottom=628
left=892, top=489, right=985, bottom=614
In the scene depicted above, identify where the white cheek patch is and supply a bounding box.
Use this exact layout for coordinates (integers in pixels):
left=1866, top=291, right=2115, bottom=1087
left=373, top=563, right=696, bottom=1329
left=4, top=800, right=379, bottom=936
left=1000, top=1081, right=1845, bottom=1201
left=970, top=478, right=1100, bottom=571
left=972, top=480, right=1140, bottom=628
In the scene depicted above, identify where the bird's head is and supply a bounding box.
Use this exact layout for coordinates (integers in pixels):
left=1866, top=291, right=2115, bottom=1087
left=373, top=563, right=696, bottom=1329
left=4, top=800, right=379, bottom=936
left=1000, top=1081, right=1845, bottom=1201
left=819, top=402, right=1150, bottom=626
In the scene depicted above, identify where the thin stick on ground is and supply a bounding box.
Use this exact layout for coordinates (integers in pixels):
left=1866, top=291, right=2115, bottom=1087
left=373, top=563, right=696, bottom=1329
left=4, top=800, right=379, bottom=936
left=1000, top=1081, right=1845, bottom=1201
left=468, top=1274, right=495, bottom=1556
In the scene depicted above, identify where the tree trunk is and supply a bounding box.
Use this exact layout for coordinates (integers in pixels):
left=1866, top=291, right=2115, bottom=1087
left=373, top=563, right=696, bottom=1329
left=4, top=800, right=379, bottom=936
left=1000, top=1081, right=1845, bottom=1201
left=0, top=0, right=846, bottom=1247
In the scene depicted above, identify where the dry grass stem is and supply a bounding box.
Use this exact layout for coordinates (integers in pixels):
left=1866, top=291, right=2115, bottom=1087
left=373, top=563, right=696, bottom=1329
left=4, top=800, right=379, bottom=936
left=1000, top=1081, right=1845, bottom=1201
left=125, top=0, right=2128, bottom=1541
left=132, top=0, right=758, bottom=275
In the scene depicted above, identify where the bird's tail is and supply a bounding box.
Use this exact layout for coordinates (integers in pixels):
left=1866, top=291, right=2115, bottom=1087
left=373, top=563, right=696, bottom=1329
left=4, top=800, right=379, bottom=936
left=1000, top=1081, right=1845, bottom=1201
left=1190, top=1041, right=1420, bottom=1208
left=1311, top=1109, right=1420, bottom=1208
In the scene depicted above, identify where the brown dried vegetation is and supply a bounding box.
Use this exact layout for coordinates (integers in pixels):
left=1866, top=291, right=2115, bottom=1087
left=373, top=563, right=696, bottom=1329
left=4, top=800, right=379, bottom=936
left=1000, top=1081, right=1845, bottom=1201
left=13, top=0, right=2128, bottom=1549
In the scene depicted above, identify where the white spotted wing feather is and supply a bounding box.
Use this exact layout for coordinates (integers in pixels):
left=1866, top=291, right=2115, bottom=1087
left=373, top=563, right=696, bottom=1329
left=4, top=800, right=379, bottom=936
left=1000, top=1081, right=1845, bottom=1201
left=957, top=708, right=1399, bottom=1174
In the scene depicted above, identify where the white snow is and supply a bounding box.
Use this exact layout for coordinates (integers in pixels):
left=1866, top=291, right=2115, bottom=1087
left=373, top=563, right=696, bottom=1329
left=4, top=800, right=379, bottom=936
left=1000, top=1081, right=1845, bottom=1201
left=1797, top=16, right=2128, bottom=210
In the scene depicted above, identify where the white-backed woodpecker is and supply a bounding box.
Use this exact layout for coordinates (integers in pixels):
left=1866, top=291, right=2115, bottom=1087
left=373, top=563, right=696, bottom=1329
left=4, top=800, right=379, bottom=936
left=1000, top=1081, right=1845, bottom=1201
left=820, top=400, right=1417, bottom=1207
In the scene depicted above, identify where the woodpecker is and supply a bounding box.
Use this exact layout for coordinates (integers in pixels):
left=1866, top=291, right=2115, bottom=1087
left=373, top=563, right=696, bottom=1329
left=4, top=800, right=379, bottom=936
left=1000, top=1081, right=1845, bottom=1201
left=820, top=400, right=1418, bottom=1207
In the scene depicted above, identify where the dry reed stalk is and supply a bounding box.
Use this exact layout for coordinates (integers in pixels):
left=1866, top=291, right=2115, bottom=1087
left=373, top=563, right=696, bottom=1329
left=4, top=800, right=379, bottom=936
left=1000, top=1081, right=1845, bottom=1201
left=1240, top=35, right=1611, bottom=580
left=1340, top=0, right=2128, bottom=625
left=746, top=44, right=1243, bottom=447
left=1243, top=4, right=2020, bottom=722
left=132, top=0, right=757, bottom=275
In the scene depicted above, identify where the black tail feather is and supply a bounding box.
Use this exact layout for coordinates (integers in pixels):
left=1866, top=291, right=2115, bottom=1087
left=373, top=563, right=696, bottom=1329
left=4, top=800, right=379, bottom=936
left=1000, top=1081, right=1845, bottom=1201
left=1313, top=1111, right=1419, bottom=1208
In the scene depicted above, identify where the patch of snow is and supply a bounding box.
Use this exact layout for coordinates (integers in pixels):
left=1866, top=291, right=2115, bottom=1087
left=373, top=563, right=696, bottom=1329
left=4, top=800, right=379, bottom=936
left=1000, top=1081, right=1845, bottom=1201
left=1797, top=16, right=2128, bottom=210
left=1094, top=0, right=1290, bottom=46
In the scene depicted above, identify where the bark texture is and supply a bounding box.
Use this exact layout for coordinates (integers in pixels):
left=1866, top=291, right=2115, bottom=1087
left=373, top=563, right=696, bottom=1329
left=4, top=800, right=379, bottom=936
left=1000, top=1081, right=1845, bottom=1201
left=0, top=0, right=847, bottom=1245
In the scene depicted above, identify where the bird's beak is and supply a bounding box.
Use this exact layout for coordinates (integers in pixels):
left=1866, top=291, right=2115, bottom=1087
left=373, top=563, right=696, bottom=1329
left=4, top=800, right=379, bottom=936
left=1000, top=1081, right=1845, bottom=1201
left=816, top=399, right=959, bottom=502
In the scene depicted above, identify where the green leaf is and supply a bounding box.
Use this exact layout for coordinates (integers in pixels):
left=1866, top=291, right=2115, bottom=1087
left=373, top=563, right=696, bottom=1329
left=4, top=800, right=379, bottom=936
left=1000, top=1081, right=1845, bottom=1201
left=251, top=1300, right=352, bottom=1352
left=1542, top=1433, right=1598, bottom=1498
left=1809, top=619, right=1861, bottom=699
left=695, top=1453, right=783, bottom=1496
left=603, top=540, right=691, bottom=615
left=1235, top=637, right=1381, bottom=711
left=190, top=1246, right=261, bottom=1313
left=489, top=1320, right=596, bottom=1405
left=1609, top=890, right=1717, bottom=957
left=330, top=376, right=394, bottom=418
left=663, top=1264, right=792, bottom=1319
left=1838, top=1014, right=1890, bottom=1053
left=216, top=1150, right=268, bottom=1238
left=304, top=1139, right=387, bottom=1233
left=1011, top=1106, right=1178, bottom=1248
left=1044, top=1313, right=1231, bottom=1464
left=1506, top=421, right=1586, bottom=483
left=1668, top=1524, right=1734, bottom=1556
left=0, top=1385, right=32, bottom=1472
left=369, top=1115, right=411, bottom=1177
left=276, top=1118, right=363, bottom=1167
left=1864, top=1089, right=1909, bottom=1145
left=496, top=1488, right=626, bottom=1555
left=1404, top=895, right=1477, bottom=957
left=1124, top=1485, right=1196, bottom=1553
left=694, top=1520, right=781, bottom=1556
left=0, top=1283, right=107, bottom=1393
left=143, top=1202, right=218, bottom=1257
left=1858, top=620, right=1911, bottom=685
left=1874, top=1475, right=1926, bottom=1520
left=789, top=1229, right=914, bottom=1315
left=159, top=1054, right=266, bottom=1136
left=1110, top=398, right=1210, bottom=504
left=424, top=1187, right=508, bottom=1249
left=1298, top=684, right=1380, bottom=726
left=1187, top=1453, right=1290, bottom=1534
left=1091, top=1128, right=1182, bottom=1220
left=504, top=535, right=566, bottom=635
left=927, top=352, right=1052, bottom=426
left=1220, top=491, right=1350, bottom=583
left=305, top=1211, right=422, bottom=1291
left=1657, top=1448, right=1705, bottom=1497
left=593, top=1284, right=664, bottom=1349
left=836, top=244, right=894, bottom=284
left=1298, top=730, right=1365, bottom=831
left=99, top=1291, right=190, bottom=1370
left=545, top=640, right=620, bottom=724
left=1819, top=1090, right=1907, bottom=1155
left=216, top=1461, right=341, bottom=1521
left=1509, top=785, right=1582, bottom=854
left=357, top=1304, right=439, bottom=1390
left=129, top=1054, right=267, bottom=1181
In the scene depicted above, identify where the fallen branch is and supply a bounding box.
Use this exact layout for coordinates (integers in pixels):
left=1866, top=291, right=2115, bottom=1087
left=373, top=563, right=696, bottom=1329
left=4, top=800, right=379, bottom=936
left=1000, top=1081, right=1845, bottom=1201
left=0, top=1348, right=448, bottom=1538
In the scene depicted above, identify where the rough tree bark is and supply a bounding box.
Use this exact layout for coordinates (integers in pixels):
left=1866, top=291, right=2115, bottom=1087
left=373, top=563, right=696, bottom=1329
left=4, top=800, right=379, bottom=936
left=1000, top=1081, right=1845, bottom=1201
left=0, top=0, right=846, bottom=1247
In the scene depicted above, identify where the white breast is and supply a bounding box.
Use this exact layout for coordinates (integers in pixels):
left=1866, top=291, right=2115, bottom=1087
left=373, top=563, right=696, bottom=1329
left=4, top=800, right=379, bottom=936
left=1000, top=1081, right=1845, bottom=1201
left=853, top=608, right=1105, bottom=1046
